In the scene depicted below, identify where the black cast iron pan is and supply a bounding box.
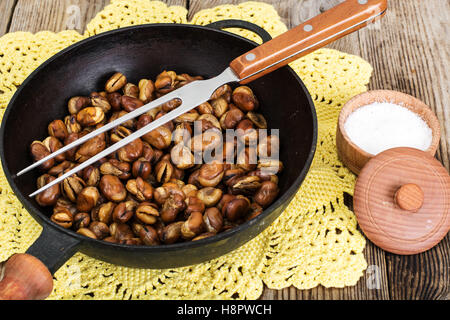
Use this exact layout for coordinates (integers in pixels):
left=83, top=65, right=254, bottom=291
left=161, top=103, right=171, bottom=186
left=0, top=21, right=316, bottom=273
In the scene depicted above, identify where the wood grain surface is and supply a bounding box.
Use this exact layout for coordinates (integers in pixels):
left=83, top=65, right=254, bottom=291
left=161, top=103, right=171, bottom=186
left=0, top=253, right=53, bottom=300
left=0, top=0, right=448, bottom=300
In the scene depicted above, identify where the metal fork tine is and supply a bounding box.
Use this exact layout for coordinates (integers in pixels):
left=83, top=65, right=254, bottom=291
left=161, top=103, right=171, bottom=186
left=29, top=100, right=195, bottom=197
left=17, top=92, right=178, bottom=177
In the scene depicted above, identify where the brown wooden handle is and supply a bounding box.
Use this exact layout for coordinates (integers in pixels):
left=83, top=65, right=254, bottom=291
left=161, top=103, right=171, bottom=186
left=0, top=254, right=53, bottom=300
left=230, top=0, right=387, bottom=84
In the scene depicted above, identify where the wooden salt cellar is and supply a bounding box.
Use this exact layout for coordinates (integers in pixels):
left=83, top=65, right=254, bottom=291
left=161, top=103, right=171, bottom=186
left=0, top=254, right=53, bottom=300
left=337, top=90, right=441, bottom=175
left=354, top=147, right=450, bottom=255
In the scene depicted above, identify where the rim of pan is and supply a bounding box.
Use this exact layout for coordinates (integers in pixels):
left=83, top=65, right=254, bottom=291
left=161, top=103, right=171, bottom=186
left=0, top=23, right=317, bottom=253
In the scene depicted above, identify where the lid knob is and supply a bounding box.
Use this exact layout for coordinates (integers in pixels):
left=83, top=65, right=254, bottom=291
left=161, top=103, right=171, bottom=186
left=394, top=183, right=424, bottom=212
left=354, top=148, right=450, bottom=255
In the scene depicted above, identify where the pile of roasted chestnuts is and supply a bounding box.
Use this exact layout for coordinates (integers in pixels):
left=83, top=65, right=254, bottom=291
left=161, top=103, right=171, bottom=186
left=30, top=70, right=282, bottom=245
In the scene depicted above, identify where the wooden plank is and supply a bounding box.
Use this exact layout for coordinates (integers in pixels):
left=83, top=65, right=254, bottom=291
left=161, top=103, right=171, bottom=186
left=188, top=0, right=360, bottom=54
left=357, top=0, right=449, bottom=300
left=165, top=0, right=187, bottom=6
left=385, top=236, right=449, bottom=300
left=283, top=0, right=362, bottom=56
left=0, top=0, right=17, bottom=36
left=8, top=0, right=110, bottom=33
left=8, top=0, right=188, bottom=34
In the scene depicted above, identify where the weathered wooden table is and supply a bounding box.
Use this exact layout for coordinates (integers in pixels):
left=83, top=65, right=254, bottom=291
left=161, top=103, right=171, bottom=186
left=0, top=0, right=448, bottom=300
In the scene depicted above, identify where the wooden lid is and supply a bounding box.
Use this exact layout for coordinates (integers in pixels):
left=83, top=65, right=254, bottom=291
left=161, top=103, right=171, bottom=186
left=354, top=147, right=450, bottom=255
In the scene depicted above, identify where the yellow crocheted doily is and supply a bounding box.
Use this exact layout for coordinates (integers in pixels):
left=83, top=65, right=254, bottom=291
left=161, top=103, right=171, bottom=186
left=0, top=1, right=373, bottom=299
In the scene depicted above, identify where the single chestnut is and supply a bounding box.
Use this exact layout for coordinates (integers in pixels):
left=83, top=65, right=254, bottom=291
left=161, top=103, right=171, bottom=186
left=90, top=93, right=111, bottom=113
left=138, top=79, right=155, bottom=103
left=185, top=196, right=206, bottom=217
left=68, top=96, right=90, bottom=114
left=89, top=221, right=110, bottom=239
left=76, top=186, right=100, bottom=212
left=91, top=201, right=116, bottom=224
left=161, top=221, right=183, bottom=244
left=100, top=159, right=131, bottom=180
left=61, top=174, right=86, bottom=203
left=121, top=95, right=144, bottom=112
left=106, top=92, right=123, bottom=111
left=135, top=202, right=159, bottom=224
left=254, top=181, right=279, bottom=208
left=142, top=126, right=172, bottom=150
left=160, top=194, right=186, bottom=223
left=203, top=207, right=223, bottom=233
left=155, top=70, right=177, bottom=93
left=50, top=207, right=73, bottom=229
left=230, top=175, right=261, bottom=195
left=161, top=98, right=182, bottom=112
left=73, top=212, right=91, bottom=229
left=105, top=72, right=127, bottom=93
left=181, top=211, right=204, bottom=239
left=112, top=201, right=136, bottom=223
left=64, top=115, right=82, bottom=134
left=82, top=165, right=101, bottom=186
left=117, top=138, right=143, bottom=163
left=232, top=86, right=259, bottom=112
left=131, top=158, right=152, bottom=179
left=170, top=143, right=194, bottom=170
left=76, top=107, right=105, bottom=127
left=123, top=83, right=139, bottom=98
left=139, top=225, right=160, bottom=246
left=30, top=141, right=54, bottom=171
left=223, top=198, right=249, bottom=221
left=154, top=159, right=174, bottom=184
left=42, top=136, right=65, bottom=163
left=111, top=222, right=134, bottom=242
left=210, top=84, right=232, bottom=101
left=99, top=175, right=127, bottom=202
left=198, top=163, right=224, bottom=187
left=77, top=227, right=97, bottom=239
left=126, top=177, right=153, bottom=201
left=210, top=97, right=229, bottom=118
left=48, top=119, right=69, bottom=140
left=247, top=112, right=267, bottom=129
left=197, top=187, right=223, bottom=207
left=75, top=132, right=106, bottom=163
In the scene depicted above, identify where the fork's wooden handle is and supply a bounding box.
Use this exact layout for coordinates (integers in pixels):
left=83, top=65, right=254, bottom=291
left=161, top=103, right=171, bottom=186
left=0, top=254, right=53, bottom=300
left=230, top=0, right=387, bottom=84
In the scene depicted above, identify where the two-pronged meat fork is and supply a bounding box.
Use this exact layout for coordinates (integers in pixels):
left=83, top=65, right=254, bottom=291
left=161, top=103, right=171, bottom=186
left=18, top=0, right=387, bottom=197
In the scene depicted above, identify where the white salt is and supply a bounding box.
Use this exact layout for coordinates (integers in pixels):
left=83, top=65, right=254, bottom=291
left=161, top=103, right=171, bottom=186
left=344, top=102, right=432, bottom=155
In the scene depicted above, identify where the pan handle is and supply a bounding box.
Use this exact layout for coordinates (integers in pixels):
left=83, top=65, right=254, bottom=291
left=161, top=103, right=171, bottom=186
left=205, top=19, right=273, bottom=43
left=26, top=225, right=81, bottom=274
left=0, top=226, right=80, bottom=300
